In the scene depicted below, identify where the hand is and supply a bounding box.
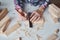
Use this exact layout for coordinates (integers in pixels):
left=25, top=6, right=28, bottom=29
left=30, top=6, right=45, bottom=23
left=30, top=11, right=41, bottom=23
left=15, top=5, right=27, bottom=20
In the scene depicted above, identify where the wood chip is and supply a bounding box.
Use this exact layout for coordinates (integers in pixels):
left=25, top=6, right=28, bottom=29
left=37, top=35, right=42, bottom=40
left=25, top=31, right=31, bottom=37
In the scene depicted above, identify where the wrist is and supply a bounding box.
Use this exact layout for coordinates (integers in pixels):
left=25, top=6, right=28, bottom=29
left=39, top=6, right=45, bottom=12
left=36, top=6, right=45, bottom=17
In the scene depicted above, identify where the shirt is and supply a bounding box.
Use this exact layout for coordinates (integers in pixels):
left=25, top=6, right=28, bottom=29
left=14, top=0, right=49, bottom=12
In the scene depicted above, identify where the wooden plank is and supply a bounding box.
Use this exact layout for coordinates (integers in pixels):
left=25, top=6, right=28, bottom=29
left=4, top=22, right=21, bottom=35
left=50, top=12, right=58, bottom=23
left=2, top=19, right=11, bottom=32
left=48, top=4, right=60, bottom=18
left=47, top=34, right=58, bottom=40
left=0, top=8, right=8, bottom=20
left=48, top=4, right=60, bottom=23
left=49, top=7, right=58, bottom=18
left=0, top=16, right=10, bottom=29
left=49, top=10, right=60, bottom=23
left=0, top=18, right=11, bottom=33
left=47, top=29, right=59, bottom=40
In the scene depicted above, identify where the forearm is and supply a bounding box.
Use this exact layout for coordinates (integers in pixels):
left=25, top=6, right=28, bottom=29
left=36, top=0, right=50, bottom=17
left=39, top=0, right=50, bottom=9
left=14, top=0, right=24, bottom=10
left=36, top=6, right=44, bottom=17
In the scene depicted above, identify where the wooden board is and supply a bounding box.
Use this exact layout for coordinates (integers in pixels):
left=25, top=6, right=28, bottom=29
left=0, top=16, right=10, bottom=29
left=0, top=18, right=11, bottom=33
left=48, top=4, right=60, bottom=18
left=47, top=29, right=59, bottom=40
left=2, top=19, right=11, bottom=32
left=4, top=22, right=21, bottom=36
left=48, top=4, right=60, bottom=23
left=47, top=34, right=58, bottom=40
left=0, top=8, right=8, bottom=20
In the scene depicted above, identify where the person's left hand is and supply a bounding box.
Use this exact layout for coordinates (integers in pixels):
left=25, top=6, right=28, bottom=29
left=30, top=11, right=42, bottom=23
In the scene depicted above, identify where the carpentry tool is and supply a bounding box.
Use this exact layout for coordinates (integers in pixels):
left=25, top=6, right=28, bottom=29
left=27, top=12, right=33, bottom=28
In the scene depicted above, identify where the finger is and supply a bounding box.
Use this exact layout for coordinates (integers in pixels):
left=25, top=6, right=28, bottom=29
left=31, top=12, right=40, bottom=22
left=36, top=17, right=41, bottom=22
left=30, top=12, right=35, bottom=18
left=30, top=15, right=36, bottom=22
left=22, top=16, right=26, bottom=20
left=23, top=12, right=27, bottom=17
left=32, top=16, right=38, bottom=23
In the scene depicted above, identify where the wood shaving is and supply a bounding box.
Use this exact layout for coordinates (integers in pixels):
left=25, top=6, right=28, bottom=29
left=25, top=30, right=31, bottom=37
left=37, top=35, right=42, bottom=40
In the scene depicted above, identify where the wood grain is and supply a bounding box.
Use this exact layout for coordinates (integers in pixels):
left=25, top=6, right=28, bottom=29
left=0, top=16, right=10, bottom=29
left=0, top=18, right=11, bottom=33
left=4, top=22, right=20, bottom=35
left=0, top=8, right=8, bottom=20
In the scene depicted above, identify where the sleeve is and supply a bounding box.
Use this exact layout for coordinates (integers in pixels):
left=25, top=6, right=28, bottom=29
left=39, top=0, right=50, bottom=8
left=14, top=0, right=24, bottom=10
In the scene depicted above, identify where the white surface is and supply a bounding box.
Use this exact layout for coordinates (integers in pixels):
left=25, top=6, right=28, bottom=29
left=0, top=0, right=60, bottom=40
left=24, top=3, right=39, bottom=12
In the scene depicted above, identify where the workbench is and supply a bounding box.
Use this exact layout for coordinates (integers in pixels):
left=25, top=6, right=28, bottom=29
left=0, top=0, right=60, bottom=40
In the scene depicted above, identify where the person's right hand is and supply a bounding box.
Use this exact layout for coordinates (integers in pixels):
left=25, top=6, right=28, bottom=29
left=15, top=5, right=27, bottom=20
